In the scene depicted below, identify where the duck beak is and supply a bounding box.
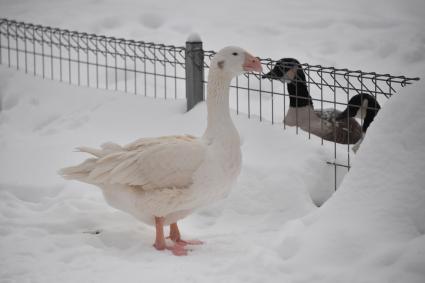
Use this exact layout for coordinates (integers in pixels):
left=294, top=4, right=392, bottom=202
left=262, top=70, right=289, bottom=82
left=243, top=52, right=262, bottom=73
left=262, top=72, right=271, bottom=79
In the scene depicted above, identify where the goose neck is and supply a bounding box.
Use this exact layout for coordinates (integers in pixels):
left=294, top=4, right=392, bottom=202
left=203, top=70, right=236, bottom=139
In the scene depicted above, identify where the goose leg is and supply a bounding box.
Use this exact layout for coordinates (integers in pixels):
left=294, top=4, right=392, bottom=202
left=153, top=217, right=187, bottom=256
left=169, top=222, right=203, bottom=246
left=169, top=223, right=181, bottom=242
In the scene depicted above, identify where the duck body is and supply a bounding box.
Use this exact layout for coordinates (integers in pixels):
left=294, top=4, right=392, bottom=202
left=285, top=106, right=362, bottom=144
left=316, top=108, right=362, bottom=144
left=60, top=46, right=262, bottom=255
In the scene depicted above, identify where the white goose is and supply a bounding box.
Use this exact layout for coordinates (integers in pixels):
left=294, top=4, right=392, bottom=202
left=60, top=46, right=262, bottom=256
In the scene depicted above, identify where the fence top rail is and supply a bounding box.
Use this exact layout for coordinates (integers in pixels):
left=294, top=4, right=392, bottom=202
left=203, top=50, right=420, bottom=86
left=0, top=18, right=420, bottom=86
left=0, top=18, right=186, bottom=53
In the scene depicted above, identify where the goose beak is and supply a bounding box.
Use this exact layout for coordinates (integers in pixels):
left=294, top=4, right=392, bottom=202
left=243, top=53, right=262, bottom=73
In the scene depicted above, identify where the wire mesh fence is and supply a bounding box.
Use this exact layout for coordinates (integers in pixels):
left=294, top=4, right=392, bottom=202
left=202, top=50, right=419, bottom=190
left=0, top=18, right=420, bottom=192
left=0, top=18, right=187, bottom=99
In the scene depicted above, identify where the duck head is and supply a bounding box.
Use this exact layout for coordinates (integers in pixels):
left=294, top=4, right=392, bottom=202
left=262, top=58, right=306, bottom=83
left=262, top=58, right=311, bottom=107
left=337, top=93, right=381, bottom=132
left=211, top=46, right=262, bottom=78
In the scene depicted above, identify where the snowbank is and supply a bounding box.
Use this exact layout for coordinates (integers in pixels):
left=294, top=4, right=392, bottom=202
left=276, top=80, right=425, bottom=282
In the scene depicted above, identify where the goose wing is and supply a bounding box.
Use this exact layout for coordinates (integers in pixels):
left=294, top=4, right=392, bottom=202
left=83, top=135, right=206, bottom=190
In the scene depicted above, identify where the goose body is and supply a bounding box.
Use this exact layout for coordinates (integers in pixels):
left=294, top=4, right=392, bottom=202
left=60, top=46, right=262, bottom=255
left=263, top=58, right=379, bottom=145
left=72, top=134, right=237, bottom=226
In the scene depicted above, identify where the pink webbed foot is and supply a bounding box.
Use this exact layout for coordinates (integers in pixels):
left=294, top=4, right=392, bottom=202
left=174, top=239, right=204, bottom=246
left=167, top=244, right=188, bottom=256
left=153, top=241, right=189, bottom=256
left=168, top=222, right=204, bottom=247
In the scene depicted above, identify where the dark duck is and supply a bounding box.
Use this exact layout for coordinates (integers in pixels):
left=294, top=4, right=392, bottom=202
left=262, top=58, right=380, bottom=149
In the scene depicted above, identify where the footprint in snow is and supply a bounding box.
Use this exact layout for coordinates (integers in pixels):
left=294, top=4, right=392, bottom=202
left=83, top=229, right=102, bottom=235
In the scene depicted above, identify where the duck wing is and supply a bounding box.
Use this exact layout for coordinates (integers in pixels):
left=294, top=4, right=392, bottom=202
left=315, top=109, right=362, bottom=144
left=61, top=135, right=207, bottom=190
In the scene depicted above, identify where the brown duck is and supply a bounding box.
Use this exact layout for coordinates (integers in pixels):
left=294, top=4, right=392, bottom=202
left=263, top=58, right=380, bottom=146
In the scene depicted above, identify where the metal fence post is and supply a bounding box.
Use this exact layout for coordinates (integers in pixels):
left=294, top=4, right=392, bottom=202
left=185, top=36, right=204, bottom=111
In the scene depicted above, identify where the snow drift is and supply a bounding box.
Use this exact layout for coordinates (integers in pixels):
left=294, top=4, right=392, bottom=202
left=277, top=80, right=425, bottom=283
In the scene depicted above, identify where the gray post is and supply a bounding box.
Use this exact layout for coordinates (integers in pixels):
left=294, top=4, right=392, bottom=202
left=185, top=35, right=204, bottom=111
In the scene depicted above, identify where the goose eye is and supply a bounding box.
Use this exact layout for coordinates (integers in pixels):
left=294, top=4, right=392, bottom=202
left=232, top=52, right=238, bottom=56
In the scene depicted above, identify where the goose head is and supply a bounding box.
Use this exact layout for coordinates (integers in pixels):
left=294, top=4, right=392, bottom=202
left=337, top=93, right=381, bottom=132
left=262, top=58, right=306, bottom=83
left=210, top=46, right=262, bottom=78
left=204, top=47, right=262, bottom=137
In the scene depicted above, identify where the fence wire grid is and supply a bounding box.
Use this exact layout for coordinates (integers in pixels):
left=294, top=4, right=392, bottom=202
left=0, top=18, right=187, bottom=99
left=0, top=18, right=420, bottom=193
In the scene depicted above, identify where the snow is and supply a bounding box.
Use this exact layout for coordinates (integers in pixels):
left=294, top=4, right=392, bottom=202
left=187, top=33, right=202, bottom=43
left=1, top=0, right=425, bottom=282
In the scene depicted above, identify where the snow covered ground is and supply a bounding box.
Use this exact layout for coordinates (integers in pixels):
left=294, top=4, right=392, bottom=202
left=1, top=0, right=425, bottom=282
